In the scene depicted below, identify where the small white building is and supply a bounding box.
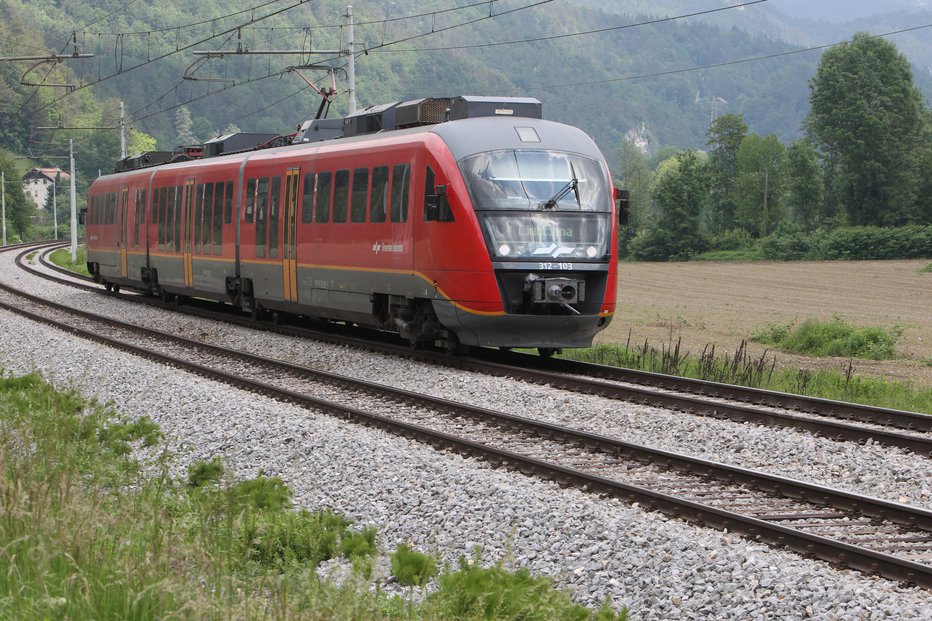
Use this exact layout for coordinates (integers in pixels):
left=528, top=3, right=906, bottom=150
left=22, top=168, right=70, bottom=210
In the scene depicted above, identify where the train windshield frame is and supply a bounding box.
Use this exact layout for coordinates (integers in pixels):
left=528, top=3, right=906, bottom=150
left=460, top=149, right=610, bottom=212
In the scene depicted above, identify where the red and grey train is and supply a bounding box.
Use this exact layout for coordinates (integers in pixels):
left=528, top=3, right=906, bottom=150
left=86, top=96, right=624, bottom=355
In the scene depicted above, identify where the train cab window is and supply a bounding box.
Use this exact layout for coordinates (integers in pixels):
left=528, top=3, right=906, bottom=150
left=390, top=164, right=410, bottom=223
left=255, top=177, right=269, bottom=258
left=223, top=181, right=233, bottom=225
left=333, top=170, right=350, bottom=223
left=423, top=166, right=453, bottom=223
left=212, top=183, right=223, bottom=254
left=370, top=166, right=389, bottom=223
left=315, top=172, right=332, bottom=223
left=245, top=179, right=257, bottom=224
left=268, top=176, right=280, bottom=259
left=351, top=168, right=369, bottom=223
left=301, top=173, right=315, bottom=223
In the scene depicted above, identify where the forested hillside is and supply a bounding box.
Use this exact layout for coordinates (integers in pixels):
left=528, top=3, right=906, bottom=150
left=3, top=0, right=833, bottom=160
left=2, top=0, right=929, bottom=254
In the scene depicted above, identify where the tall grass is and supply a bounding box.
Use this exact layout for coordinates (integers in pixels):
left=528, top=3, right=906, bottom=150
left=565, top=336, right=932, bottom=414
left=49, top=245, right=90, bottom=276
left=0, top=371, right=628, bottom=619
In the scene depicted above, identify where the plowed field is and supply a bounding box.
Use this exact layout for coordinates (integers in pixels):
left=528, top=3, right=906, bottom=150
left=598, top=260, right=932, bottom=387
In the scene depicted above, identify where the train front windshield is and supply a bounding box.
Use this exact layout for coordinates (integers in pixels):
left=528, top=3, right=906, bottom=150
left=461, top=150, right=612, bottom=261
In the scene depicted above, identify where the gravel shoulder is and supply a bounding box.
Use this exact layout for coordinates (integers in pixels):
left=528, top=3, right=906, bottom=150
left=1, top=254, right=931, bottom=619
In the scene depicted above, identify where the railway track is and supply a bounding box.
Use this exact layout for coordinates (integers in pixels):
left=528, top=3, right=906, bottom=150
left=0, top=269, right=930, bottom=588
left=19, top=242, right=932, bottom=457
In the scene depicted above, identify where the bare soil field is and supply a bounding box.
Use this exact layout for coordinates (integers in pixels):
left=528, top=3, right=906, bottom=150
left=597, top=260, right=932, bottom=388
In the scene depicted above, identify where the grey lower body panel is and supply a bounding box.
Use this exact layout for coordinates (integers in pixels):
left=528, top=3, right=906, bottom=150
left=435, top=299, right=612, bottom=349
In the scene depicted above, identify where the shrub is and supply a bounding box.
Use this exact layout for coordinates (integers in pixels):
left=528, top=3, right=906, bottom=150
left=340, top=526, right=378, bottom=559
left=751, top=317, right=900, bottom=360
left=245, top=508, right=351, bottom=569
left=390, top=543, right=438, bottom=587
left=428, top=555, right=627, bottom=621
left=187, top=457, right=225, bottom=488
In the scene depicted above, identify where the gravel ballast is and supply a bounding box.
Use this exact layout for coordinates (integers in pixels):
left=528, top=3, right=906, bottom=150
left=1, top=256, right=931, bottom=619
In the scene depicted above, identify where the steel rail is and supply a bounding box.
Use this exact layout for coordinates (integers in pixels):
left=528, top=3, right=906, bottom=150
left=0, top=278, right=930, bottom=588
left=13, top=242, right=932, bottom=456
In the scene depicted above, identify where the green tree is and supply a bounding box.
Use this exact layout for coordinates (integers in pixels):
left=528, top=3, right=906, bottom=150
left=806, top=33, right=927, bottom=226
left=0, top=158, right=35, bottom=241
left=735, top=133, right=786, bottom=236
left=631, top=150, right=709, bottom=261
left=615, top=138, right=652, bottom=255
left=174, top=106, right=198, bottom=146
left=705, top=113, right=748, bottom=235
left=785, top=139, right=826, bottom=231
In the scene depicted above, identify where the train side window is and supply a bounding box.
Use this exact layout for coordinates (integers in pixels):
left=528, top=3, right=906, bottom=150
left=204, top=183, right=215, bottom=253
left=351, top=168, right=369, bottom=223
left=333, top=169, right=349, bottom=223
left=89, top=196, right=95, bottom=225
left=268, top=176, right=280, bottom=259
left=315, top=172, right=332, bottom=223
left=255, top=177, right=269, bottom=258
left=390, top=164, right=410, bottom=223
left=301, top=173, right=315, bottom=223
left=194, top=184, right=204, bottom=254
left=370, top=166, right=389, bottom=223
left=224, top=181, right=234, bottom=225
left=152, top=188, right=160, bottom=225
left=106, top=193, right=114, bottom=224
left=213, top=183, right=223, bottom=254
left=158, top=188, right=167, bottom=250
left=173, top=186, right=182, bottom=252
left=245, top=179, right=257, bottom=224
left=134, top=189, right=144, bottom=248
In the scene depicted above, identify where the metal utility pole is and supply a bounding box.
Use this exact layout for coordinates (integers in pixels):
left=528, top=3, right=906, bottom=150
left=119, top=101, right=126, bottom=159
left=1, top=171, right=6, bottom=246
left=346, top=5, right=356, bottom=114
left=69, top=139, right=77, bottom=261
left=52, top=177, right=58, bottom=240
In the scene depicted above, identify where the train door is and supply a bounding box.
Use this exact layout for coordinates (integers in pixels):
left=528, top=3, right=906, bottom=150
left=119, top=187, right=129, bottom=278
left=181, top=178, right=196, bottom=288
left=282, top=167, right=300, bottom=302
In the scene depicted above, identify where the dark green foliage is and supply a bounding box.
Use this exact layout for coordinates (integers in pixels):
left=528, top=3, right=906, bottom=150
left=340, top=526, right=378, bottom=560
left=751, top=318, right=900, bottom=360
left=807, top=33, right=928, bottom=227
left=187, top=457, right=225, bottom=488
left=428, top=555, right=627, bottom=621
left=390, top=543, right=438, bottom=587
left=636, top=150, right=710, bottom=261
left=758, top=225, right=932, bottom=261
left=244, top=509, right=351, bottom=570
left=228, top=474, right=293, bottom=512
left=820, top=226, right=932, bottom=260
left=705, top=114, right=748, bottom=236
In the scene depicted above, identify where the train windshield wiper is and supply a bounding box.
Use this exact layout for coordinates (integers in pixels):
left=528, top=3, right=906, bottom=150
left=539, top=163, right=580, bottom=210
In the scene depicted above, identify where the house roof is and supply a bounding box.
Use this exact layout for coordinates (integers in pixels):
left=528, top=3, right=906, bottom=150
left=22, top=167, right=70, bottom=183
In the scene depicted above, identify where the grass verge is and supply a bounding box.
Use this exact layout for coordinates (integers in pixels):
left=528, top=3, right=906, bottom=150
left=750, top=317, right=901, bottom=360
left=0, top=371, right=628, bottom=620
left=48, top=245, right=90, bottom=277
left=564, top=337, right=932, bottom=414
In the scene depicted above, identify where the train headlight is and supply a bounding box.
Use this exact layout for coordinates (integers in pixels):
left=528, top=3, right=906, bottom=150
left=498, top=243, right=512, bottom=257
left=586, top=245, right=598, bottom=258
